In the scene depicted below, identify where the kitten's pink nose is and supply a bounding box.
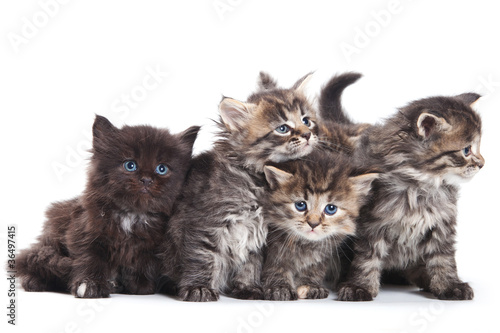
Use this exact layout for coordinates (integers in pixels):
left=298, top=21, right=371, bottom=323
left=307, top=221, right=320, bottom=230
left=301, top=132, right=311, bottom=141
left=141, top=177, right=153, bottom=186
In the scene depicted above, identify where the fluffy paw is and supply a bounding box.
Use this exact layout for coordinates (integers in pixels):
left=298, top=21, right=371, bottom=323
left=297, top=285, right=329, bottom=299
left=231, top=283, right=264, bottom=300
left=178, top=286, right=219, bottom=302
left=337, top=284, right=373, bottom=301
left=264, top=285, right=298, bottom=301
left=21, top=276, right=48, bottom=292
left=72, top=280, right=110, bottom=298
left=436, top=282, right=474, bottom=300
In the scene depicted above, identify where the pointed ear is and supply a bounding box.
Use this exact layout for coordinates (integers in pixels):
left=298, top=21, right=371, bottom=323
left=455, top=93, right=481, bottom=106
left=416, top=113, right=452, bottom=139
left=264, top=165, right=294, bottom=190
left=258, top=71, right=278, bottom=90
left=350, top=173, right=379, bottom=198
left=292, top=72, right=314, bottom=93
left=178, top=125, right=200, bottom=151
left=93, top=115, right=118, bottom=143
left=219, top=97, right=257, bottom=131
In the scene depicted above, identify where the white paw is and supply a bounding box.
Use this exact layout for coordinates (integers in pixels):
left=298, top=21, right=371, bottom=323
left=297, top=285, right=310, bottom=299
left=76, top=282, right=87, bottom=298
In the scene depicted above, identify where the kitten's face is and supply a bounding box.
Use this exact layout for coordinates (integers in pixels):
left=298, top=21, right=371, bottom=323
left=409, top=94, right=485, bottom=185
left=218, top=73, right=318, bottom=169
left=264, top=154, right=377, bottom=241
left=246, top=94, right=318, bottom=162
left=90, top=116, right=199, bottom=214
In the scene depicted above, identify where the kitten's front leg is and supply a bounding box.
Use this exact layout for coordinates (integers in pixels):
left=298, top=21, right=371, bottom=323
left=337, top=239, right=387, bottom=302
left=262, top=263, right=297, bottom=301
left=423, top=232, right=473, bottom=300
left=70, top=241, right=111, bottom=298
left=177, top=247, right=220, bottom=302
left=230, top=251, right=264, bottom=300
left=296, top=262, right=329, bottom=300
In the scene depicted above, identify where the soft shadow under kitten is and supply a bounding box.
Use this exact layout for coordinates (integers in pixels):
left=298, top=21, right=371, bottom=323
left=261, top=151, right=377, bottom=300
left=16, top=115, right=199, bottom=297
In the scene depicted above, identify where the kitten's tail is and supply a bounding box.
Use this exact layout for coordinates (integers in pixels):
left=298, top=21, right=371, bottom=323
left=319, top=72, right=362, bottom=125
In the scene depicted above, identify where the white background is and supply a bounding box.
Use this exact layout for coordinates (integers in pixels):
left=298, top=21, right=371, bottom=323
left=1, top=1, right=499, bottom=332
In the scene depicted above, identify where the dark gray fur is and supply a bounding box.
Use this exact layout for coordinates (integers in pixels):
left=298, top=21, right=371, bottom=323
left=319, top=79, right=484, bottom=301
left=162, top=73, right=318, bottom=301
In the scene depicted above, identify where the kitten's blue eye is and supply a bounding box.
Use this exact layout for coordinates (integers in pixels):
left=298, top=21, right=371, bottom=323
left=462, top=146, right=472, bottom=157
left=302, top=117, right=311, bottom=127
left=295, top=201, right=307, bottom=212
left=324, top=204, right=338, bottom=216
left=155, top=164, right=169, bottom=175
left=275, top=124, right=290, bottom=134
left=124, top=160, right=137, bottom=172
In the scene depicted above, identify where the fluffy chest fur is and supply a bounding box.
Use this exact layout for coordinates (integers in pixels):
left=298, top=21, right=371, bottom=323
left=114, top=211, right=151, bottom=233
left=208, top=163, right=268, bottom=265
left=365, top=171, right=458, bottom=268
left=169, top=152, right=268, bottom=274
left=99, top=209, right=165, bottom=266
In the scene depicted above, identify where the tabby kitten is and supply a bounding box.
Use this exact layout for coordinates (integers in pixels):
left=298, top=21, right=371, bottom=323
left=320, top=79, right=484, bottom=301
left=17, top=115, right=199, bottom=297
left=261, top=151, right=377, bottom=301
left=262, top=71, right=367, bottom=156
left=163, top=73, right=319, bottom=302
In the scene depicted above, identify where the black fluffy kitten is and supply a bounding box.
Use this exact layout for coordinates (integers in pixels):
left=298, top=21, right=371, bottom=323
left=16, top=115, right=199, bottom=297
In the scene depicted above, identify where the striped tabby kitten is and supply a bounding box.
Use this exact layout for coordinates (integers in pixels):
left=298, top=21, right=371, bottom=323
left=163, top=73, right=319, bottom=302
left=261, top=151, right=377, bottom=301
left=320, top=77, right=484, bottom=301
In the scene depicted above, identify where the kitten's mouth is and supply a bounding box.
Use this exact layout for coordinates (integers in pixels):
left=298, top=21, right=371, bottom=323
left=140, top=187, right=152, bottom=195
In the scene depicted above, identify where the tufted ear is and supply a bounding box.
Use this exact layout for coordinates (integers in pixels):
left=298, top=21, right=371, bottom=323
left=178, top=126, right=200, bottom=151
left=417, top=113, right=452, bottom=139
left=219, top=97, right=257, bottom=132
left=92, top=115, right=119, bottom=149
left=264, top=165, right=293, bottom=190
left=349, top=173, right=379, bottom=198
left=292, top=72, right=314, bottom=93
left=257, top=71, right=278, bottom=90
left=455, top=93, right=481, bottom=106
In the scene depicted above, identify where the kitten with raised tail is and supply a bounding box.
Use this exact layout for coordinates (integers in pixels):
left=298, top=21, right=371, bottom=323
left=16, top=115, right=199, bottom=297
left=320, top=78, right=484, bottom=301
left=163, top=72, right=319, bottom=302
left=261, top=151, right=378, bottom=301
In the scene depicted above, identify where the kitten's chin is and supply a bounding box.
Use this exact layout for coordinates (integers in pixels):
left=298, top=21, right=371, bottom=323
left=443, top=172, right=475, bottom=186
left=298, top=229, right=329, bottom=241
left=270, top=143, right=315, bottom=163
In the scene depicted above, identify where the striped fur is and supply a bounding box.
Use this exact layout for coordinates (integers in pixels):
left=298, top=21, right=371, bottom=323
left=261, top=151, right=377, bottom=301
left=162, top=73, right=320, bottom=301
left=320, top=89, right=485, bottom=301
